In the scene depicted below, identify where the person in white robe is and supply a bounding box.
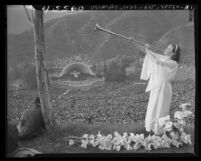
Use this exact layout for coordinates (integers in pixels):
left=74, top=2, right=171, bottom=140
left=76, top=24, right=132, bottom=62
left=129, top=38, right=181, bottom=135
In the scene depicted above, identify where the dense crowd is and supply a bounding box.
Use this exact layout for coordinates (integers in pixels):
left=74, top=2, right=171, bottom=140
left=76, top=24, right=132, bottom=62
left=7, top=79, right=195, bottom=127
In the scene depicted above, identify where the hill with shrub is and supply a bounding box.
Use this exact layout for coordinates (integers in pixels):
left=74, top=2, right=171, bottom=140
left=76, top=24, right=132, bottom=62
left=7, top=10, right=194, bottom=86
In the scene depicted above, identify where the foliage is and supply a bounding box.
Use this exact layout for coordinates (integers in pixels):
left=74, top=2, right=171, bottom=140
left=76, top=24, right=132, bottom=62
left=51, top=55, right=93, bottom=68
left=96, top=55, right=136, bottom=82
left=8, top=61, right=37, bottom=89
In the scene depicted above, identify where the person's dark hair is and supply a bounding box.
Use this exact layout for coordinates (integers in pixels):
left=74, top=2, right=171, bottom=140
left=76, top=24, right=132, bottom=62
left=171, top=44, right=181, bottom=63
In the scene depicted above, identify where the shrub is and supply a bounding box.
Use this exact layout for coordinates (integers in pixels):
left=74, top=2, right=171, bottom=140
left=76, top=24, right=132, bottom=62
left=104, top=55, right=136, bottom=82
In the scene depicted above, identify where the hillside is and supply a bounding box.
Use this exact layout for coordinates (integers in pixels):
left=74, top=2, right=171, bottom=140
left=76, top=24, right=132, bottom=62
left=8, top=10, right=192, bottom=65
left=7, top=5, right=86, bottom=34
left=152, top=22, right=195, bottom=64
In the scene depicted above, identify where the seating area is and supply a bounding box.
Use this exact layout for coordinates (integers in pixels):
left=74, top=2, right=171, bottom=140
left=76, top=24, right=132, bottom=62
left=49, top=62, right=105, bottom=89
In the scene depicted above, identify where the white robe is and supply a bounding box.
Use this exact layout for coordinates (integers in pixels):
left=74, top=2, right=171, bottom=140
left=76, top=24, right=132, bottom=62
left=140, top=48, right=178, bottom=134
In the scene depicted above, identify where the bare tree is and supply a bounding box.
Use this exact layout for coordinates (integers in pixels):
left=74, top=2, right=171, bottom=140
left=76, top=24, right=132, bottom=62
left=25, top=7, right=56, bottom=130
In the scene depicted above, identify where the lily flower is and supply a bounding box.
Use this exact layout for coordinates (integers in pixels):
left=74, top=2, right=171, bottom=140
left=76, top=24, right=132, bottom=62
left=180, top=132, right=192, bottom=145
left=161, top=134, right=172, bottom=148
left=182, top=110, right=193, bottom=118
left=174, top=111, right=183, bottom=120
left=164, top=121, right=173, bottom=132
left=179, top=103, right=191, bottom=110
left=69, top=139, right=74, bottom=146
left=80, top=139, right=88, bottom=148
left=158, top=115, right=170, bottom=126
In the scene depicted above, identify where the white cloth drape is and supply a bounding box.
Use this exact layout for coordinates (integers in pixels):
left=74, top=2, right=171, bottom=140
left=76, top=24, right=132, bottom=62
left=140, top=48, right=178, bottom=134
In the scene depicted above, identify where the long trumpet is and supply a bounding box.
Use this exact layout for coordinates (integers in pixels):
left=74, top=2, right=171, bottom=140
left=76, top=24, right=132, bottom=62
left=94, top=23, right=165, bottom=53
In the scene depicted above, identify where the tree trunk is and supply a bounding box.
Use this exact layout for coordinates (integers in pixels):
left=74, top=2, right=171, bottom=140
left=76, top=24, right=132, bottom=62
left=33, top=9, right=56, bottom=130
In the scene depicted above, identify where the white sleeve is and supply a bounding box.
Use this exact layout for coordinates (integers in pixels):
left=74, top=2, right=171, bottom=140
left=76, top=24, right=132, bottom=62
left=140, top=55, right=151, bottom=80
left=156, top=60, right=178, bottom=72
left=146, top=48, right=166, bottom=61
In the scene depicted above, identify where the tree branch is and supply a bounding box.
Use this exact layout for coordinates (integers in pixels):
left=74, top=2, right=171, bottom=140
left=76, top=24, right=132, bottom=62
left=23, top=5, right=33, bottom=25
left=32, top=7, right=35, bottom=22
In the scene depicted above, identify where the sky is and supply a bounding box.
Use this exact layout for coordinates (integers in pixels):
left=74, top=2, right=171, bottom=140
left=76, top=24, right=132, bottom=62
left=7, top=5, right=87, bottom=35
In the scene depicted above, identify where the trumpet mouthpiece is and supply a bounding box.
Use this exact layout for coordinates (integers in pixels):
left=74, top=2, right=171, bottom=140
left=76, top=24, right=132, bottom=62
left=94, top=26, right=98, bottom=31
left=94, top=23, right=100, bottom=31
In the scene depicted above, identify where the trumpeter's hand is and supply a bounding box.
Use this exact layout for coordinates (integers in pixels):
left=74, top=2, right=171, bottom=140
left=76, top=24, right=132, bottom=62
left=144, top=44, right=151, bottom=55
left=145, top=43, right=150, bottom=49
left=145, top=44, right=151, bottom=51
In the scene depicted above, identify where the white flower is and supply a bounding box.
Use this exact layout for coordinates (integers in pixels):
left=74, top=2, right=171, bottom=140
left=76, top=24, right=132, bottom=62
left=96, top=132, right=104, bottom=143
left=80, top=139, right=88, bottom=148
left=152, top=135, right=162, bottom=142
left=164, top=121, right=173, bottom=131
left=177, top=119, right=186, bottom=126
left=133, top=143, right=141, bottom=150
left=121, top=132, right=129, bottom=147
left=104, top=134, right=113, bottom=150
left=98, top=136, right=107, bottom=150
left=112, top=132, right=122, bottom=146
left=180, top=132, right=192, bottom=145
left=182, top=110, right=193, bottom=118
left=139, top=134, right=145, bottom=139
left=134, top=134, right=141, bottom=143
left=145, top=143, right=152, bottom=151
left=154, top=121, right=166, bottom=135
left=128, top=133, right=136, bottom=142
left=112, top=145, right=116, bottom=150
left=143, top=135, right=154, bottom=151
left=89, top=140, right=96, bottom=147
left=170, top=132, right=181, bottom=148
left=161, top=134, right=172, bottom=148
left=106, top=134, right=113, bottom=140
left=94, top=138, right=100, bottom=146
left=127, top=133, right=136, bottom=146
left=186, top=135, right=192, bottom=145
left=98, top=144, right=106, bottom=150
left=111, top=136, right=121, bottom=146
left=123, top=132, right=128, bottom=138
left=113, top=145, right=121, bottom=151
left=152, top=135, right=162, bottom=149
left=179, top=103, right=191, bottom=110
left=147, top=134, right=153, bottom=141
left=174, top=111, right=183, bottom=120
left=97, top=131, right=102, bottom=137
left=69, top=139, right=74, bottom=146
left=82, top=134, right=89, bottom=139
left=88, top=136, right=96, bottom=147
left=89, top=135, right=95, bottom=140
left=131, top=134, right=145, bottom=149
left=172, top=139, right=182, bottom=148
left=158, top=115, right=170, bottom=126
left=170, top=132, right=178, bottom=139
left=125, top=144, right=133, bottom=151
left=114, top=131, right=121, bottom=137
left=173, top=122, right=182, bottom=129
left=158, top=127, right=166, bottom=135
left=77, top=119, right=193, bottom=151
left=88, top=135, right=96, bottom=146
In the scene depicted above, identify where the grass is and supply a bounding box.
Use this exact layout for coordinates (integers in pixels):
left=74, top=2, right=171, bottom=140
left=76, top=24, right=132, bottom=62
left=18, top=121, right=195, bottom=155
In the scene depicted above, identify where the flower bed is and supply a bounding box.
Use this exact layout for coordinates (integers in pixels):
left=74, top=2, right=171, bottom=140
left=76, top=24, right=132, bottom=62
left=66, top=103, right=193, bottom=151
